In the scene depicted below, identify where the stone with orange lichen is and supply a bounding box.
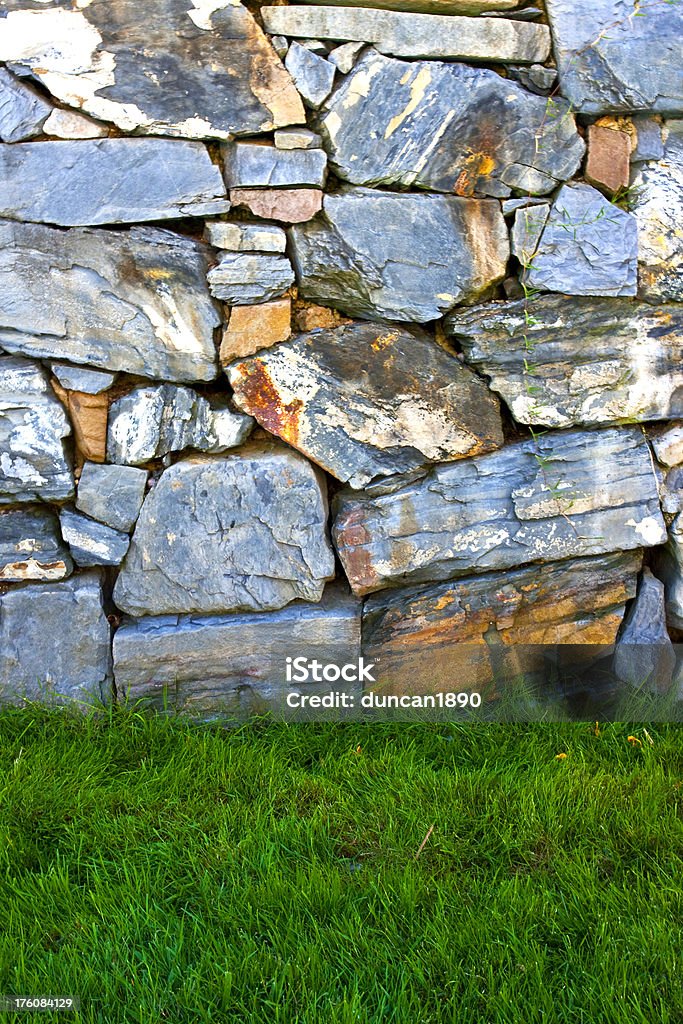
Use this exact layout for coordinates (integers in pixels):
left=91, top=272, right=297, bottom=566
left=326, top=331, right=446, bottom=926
left=220, top=300, right=292, bottom=364
left=230, top=188, right=323, bottom=223
left=318, top=50, right=583, bottom=197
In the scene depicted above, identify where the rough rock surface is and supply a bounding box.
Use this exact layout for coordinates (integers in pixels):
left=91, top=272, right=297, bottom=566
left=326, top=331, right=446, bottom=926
left=223, top=142, right=327, bottom=189
left=107, top=386, right=253, bottom=466
left=631, top=121, right=683, bottom=302
left=51, top=363, right=116, bottom=396
left=585, top=124, right=631, bottom=196
left=545, top=0, right=683, bottom=116
left=228, top=321, right=503, bottom=487
left=0, top=507, right=73, bottom=582
left=262, top=7, right=550, bottom=63
left=230, top=188, right=323, bottom=223
left=285, top=43, right=336, bottom=109
left=654, top=513, right=683, bottom=630
left=0, top=66, right=52, bottom=142
left=43, top=108, right=108, bottom=140
left=113, top=586, right=361, bottom=716
left=0, top=0, right=305, bottom=138
left=525, top=183, right=638, bottom=297
left=363, top=551, right=640, bottom=691
left=76, top=463, right=148, bottom=534
left=0, top=221, right=220, bottom=382
left=59, top=509, right=130, bottom=568
left=0, top=355, right=73, bottom=505
left=510, top=203, right=549, bottom=265
left=204, top=222, right=287, bottom=253
left=113, top=444, right=335, bottom=616
left=289, top=188, right=509, bottom=322
left=614, top=568, right=676, bottom=693
left=207, top=252, right=295, bottom=304
left=220, top=299, right=292, bottom=363
left=0, top=139, right=228, bottom=226
left=333, top=426, right=665, bottom=596
left=274, top=127, right=323, bottom=150
left=446, top=295, right=683, bottom=428
left=0, top=572, right=111, bottom=707
left=651, top=425, right=683, bottom=469
left=319, top=51, right=584, bottom=197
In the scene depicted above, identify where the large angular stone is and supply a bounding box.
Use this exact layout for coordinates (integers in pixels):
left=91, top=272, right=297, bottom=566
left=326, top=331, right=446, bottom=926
left=0, top=139, right=228, bottom=226
left=445, top=295, right=683, bottom=429
left=319, top=51, right=584, bottom=197
left=76, top=463, right=148, bottom=534
left=0, top=572, right=111, bottom=708
left=545, top=0, right=683, bottom=116
left=228, top=321, right=503, bottom=488
left=107, top=385, right=253, bottom=466
left=0, top=1, right=304, bottom=138
left=285, top=43, right=336, bottom=109
left=222, top=142, right=327, bottom=189
left=0, top=221, right=220, bottom=383
left=614, top=568, right=675, bottom=693
left=113, top=444, right=335, bottom=616
left=363, top=551, right=641, bottom=692
left=289, top=188, right=508, bottom=322
left=113, top=586, right=361, bottom=717
left=631, top=121, right=683, bottom=302
left=59, top=509, right=130, bottom=568
left=525, top=183, right=638, bottom=297
left=0, top=507, right=72, bottom=582
left=332, top=426, right=666, bottom=596
left=0, top=66, right=52, bottom=142
left=207, top=253, right=295, bottom=304
left=0, top=355, right=73, bottom=505
left=262, top=7, right=550, bottom=62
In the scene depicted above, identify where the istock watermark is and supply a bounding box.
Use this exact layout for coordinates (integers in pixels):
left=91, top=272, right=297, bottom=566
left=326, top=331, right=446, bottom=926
left=285, top=656, right=376, bottom=684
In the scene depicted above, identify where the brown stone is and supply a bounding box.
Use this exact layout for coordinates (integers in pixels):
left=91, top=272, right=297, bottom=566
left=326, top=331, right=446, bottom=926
left=585, top=124, right=631, bottom=196
left=220, top=299, right=292, bottom=364
left=230, top=188, right=323, bottom=223
left=52, top=380, right=109, bottom=464
left=293, top=301, right=353, bottom=332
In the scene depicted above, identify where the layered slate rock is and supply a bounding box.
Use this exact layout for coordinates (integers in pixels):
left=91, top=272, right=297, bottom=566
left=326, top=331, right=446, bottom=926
left=0, top=221, right=220, bottom=382
left=0, top=66, right=52, bottom=142
left=332, top=426, right=666, bottom=596
left=363, top=551, right=641, bottom=692
left=76, top=463, right=148, bottom=534
left=107, top=385, right=253, bottom=466
left=445, top=295, right=683, bottom=429
left=0, top=507, right=73, bottom=582
left=207, top=253, right=295, bottom=304
left=222, top=142, right=327, bottom=189
left=525, top=183, right=638, bottom=297
left=631, top=121, right=683, bottom=302
left=51, top=364, right=116, bottom=396
left=113, top=443, right=335, bottom=616
left=654, top=513, right=683, bottom=631
left=285, top=43, right=336, bottom=109
left=205, top=222, right=287, bottom=253
left=0, top=572, right=111, bottom=707
left=0, top=356, right=73, bottom=505
left=59, top=510, right=130, bottom=568
left=113, top=586, right=361, bottom=716
left=228, top=321, right=503, bottom=488
left=289, top=188, right=508, bottom=322
left=545, top=0, right=683, bottom=116
left=262, top=7, right=550, bottom=63
left=0, top=0, right=305, bottom=138
left=0, top=139, right=228, bottom=226
left=319, top=51, right=584, bottom=197
left=613, top=568, right=675, bottom=693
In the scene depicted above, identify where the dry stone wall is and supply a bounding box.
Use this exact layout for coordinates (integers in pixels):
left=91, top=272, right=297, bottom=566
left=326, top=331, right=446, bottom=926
left=0, top=0, right=682, bottom=712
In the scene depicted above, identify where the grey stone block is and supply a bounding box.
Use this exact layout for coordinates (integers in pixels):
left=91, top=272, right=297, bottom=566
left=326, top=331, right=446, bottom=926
left=0, top=66, right=52, bottom=142
left=285, top=42, right=336, bottom=108
left=511, top=203, right=550, bottom=266
left=204, top=222, right=287, bottom=253
left=76, top=462, right=148, bottom=533
left=207, top=252, right=295, bottom=304
left=614, top=568, right=676, bottom=693
left=631, top=121, right=683, bottom=302
left=59, top=509, right=130, bottom=567
left=222, top=141, right=327, bottom=188
left=0, top=507, right=72, bottom=582
left=50, top=363, right=116, bottom=395
left=274, top=127, right=323, bottom=150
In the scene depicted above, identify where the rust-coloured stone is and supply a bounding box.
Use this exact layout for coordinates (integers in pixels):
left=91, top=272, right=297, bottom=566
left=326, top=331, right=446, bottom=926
left=585, top=124, right=631, bottom=196
left=293, top=301, right=352, bottom=332
left=52, top=380, right=109, bottom=465
left=220, top=299, right=292, bottom=364
left=230, top=188, right=323, bottom=223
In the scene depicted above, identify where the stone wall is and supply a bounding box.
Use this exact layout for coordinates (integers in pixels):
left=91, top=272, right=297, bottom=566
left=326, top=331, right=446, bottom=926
left=0, top=0, right=681, bottom=713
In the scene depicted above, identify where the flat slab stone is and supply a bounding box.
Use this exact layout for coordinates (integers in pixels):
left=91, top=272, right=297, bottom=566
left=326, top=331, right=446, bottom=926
left=0, top=221, right=220, bottom=383
left=0, top=507, right=72, bottom=582
left=59, top=509, right=130, bottom=568
left=545, top=0, right=683, bottom=115
left=274, top=128, right=323, bottom=150
left=204, top=222, right=287, bottom=253
left=298, top=0, right=522, bottom=11
left=50, top=363, right=116, bottom=395
left=113, top=586, right=361, bottom=717
left=0, top=139, right=228, bottom=226
left=289, top=187, right=508, bottom=322
left=631, top=121, right=683, bottom=302
left=113, top=443, right=335, bottom=616
left=107, top=385, right=253, bottom=465
left=0, top=1, right=304, bottom=138
left=76, top=463, right=148, bottom=534
left=363, top=551, right=641, bottom=692
left=228, top=321, right=503, bottom=488
left=319, top=51, right=584, bottom=197
left=223, top=142, right=327, bottom=189
left=445, top=295, right=683, bottom=428
left=230, top=188, right=323, bottom=223
left=332, top=426, right=666, bottom=595
left=262, top=7, right=550, bottom=62
left=0, top=572, right=111, bottom=708
left=207, top=252, right=295, bottom=304
left=525, top=183, right=638, bottom=297
left=0, top=355, right=73, bottom=505
left=0, top=66, right=52, bottom=142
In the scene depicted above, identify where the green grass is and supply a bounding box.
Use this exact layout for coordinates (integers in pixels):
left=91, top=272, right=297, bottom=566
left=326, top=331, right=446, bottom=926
left=0, top=708, right=682, bottom=1023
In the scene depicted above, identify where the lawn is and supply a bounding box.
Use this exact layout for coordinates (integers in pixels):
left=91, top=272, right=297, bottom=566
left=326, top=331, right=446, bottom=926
left=0, top=708, right=681, bottom=1023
